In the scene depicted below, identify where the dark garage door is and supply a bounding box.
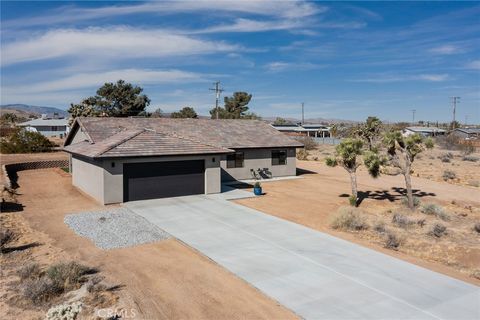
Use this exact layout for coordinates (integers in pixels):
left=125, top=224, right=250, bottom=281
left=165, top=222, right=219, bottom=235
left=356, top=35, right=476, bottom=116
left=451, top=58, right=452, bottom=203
left=123, top=160, right=205, bottom=202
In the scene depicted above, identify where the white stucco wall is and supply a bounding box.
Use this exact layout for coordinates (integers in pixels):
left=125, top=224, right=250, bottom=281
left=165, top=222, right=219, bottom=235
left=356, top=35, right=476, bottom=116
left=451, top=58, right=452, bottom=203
left=221, top=148, right=297, bottom=181
left=71, top=156, right=105, bottom=203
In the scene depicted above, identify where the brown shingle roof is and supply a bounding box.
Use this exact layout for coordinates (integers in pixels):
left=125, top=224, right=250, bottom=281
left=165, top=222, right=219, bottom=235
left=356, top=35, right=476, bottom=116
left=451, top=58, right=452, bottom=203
left=64, top=117, right=303, bottom=158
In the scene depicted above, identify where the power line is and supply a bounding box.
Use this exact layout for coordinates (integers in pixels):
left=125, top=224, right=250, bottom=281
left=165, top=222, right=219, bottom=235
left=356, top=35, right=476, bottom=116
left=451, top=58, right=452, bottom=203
left=301, top=102, right=305, bottom=125
left=209, top=81, right=224, bottom=120
left=450, top=96, right=460, bottom=128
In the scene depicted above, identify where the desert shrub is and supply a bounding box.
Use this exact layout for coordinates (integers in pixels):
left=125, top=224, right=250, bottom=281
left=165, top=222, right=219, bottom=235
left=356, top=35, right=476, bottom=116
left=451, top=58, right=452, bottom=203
left=46, top=302, right=83, bottom=320
left=401, top=196, right=420, bottom=208
left=348, top=195, right=357, bottom=207
left=442, top=170, right=456, bottom=181
left=22, top=277, right=63, bottom=303
left=296, top=149, right=309, bottom=160
left=436, top=135, right=461, bottom=150
left=330, top=207, right=368, bottom=231
left=462, top=155, right=479, bottom=162
left=46, top=262, right=91, bottom=290
left=460, top=143, right=475, bottom=155
left=420, top=203, right=450, bottom=221
left=428, top=223, right=447, bottom=238
left=17, top=263, right=42, bottom=281
left=373, top=221, right=386, bottom=233
left=0, top=127, right=54, bottom=153
left=474, top=222, right=480, bottom=233
left=0, top=228, right=14, bottom=249
left=384, top=231, right=401, bottom=250
left=294, top=136, right=317, bottom=150
left=392, top=213, right=416, bottom=229
left=468, top=180, right=480, bottom=187
left=86, top=275, right=106, bottom=293
left=440, top=153, right=452, bottom=163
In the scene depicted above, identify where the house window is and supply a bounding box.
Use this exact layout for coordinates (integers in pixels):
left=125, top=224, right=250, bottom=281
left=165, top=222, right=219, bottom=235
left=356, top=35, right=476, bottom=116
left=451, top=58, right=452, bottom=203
left=51, top=126, right=58, bottom=131
left=227, top=152, right=244, bottom=168
left=272, top=150, right=287, bottom=166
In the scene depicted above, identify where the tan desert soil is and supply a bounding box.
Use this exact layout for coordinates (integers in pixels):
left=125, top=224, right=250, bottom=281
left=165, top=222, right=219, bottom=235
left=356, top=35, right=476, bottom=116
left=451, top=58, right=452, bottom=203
left=235, top=159, right=480, bottom=285
left=2, top=168, right=297, bottom=320
left=307, top=144, right=480, bottom=188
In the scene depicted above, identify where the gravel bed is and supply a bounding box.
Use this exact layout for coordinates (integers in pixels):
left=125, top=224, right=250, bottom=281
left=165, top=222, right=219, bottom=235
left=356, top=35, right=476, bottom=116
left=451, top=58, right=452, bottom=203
left=64, top=207, right=170, bottom=249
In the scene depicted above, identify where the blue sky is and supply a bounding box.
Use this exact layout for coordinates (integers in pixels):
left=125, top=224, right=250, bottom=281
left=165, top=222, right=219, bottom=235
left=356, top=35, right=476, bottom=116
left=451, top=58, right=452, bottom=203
left=1, top=1, right=479, bottom=123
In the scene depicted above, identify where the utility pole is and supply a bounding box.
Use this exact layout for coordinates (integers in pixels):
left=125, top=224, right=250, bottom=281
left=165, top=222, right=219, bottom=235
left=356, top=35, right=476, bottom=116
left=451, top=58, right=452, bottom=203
left=301, top=102, right=305, bottom=125
left=411, top=109, right=416, bottom=125
left=209, top=81, right=224, bottom=119
left=450, top=96, right=460, bottom=129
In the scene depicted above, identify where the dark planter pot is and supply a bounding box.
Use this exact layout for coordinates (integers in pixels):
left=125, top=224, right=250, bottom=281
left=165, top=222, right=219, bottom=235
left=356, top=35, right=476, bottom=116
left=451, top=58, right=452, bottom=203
left=253, top=187, right=262, bottom=196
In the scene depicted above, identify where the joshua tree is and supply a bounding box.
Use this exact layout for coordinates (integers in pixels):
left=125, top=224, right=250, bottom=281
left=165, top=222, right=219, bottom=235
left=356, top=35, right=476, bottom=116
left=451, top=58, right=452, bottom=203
left=326, top=139, right=364, bottom=205
left=382, top=132, right=433, bottom=210
left=355, top=116, right=382, bottom=151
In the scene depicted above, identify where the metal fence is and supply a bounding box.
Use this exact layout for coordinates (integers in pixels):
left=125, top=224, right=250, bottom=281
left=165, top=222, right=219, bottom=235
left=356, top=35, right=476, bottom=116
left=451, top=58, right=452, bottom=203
left=312, top=137, right=342, bottom=145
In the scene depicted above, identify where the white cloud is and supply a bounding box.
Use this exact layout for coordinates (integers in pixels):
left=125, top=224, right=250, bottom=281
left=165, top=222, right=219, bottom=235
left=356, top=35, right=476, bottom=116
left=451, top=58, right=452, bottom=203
left=265, top=61, right=326, bottom=72
left=191, top=18, right=306, bottom=34
left=466, top=60, right=480, bottom=70
left=351, top=73, right=450, bottom=83
left=3, top=69, right=208, bottom=94
left=1, top=27, right=239, bottom=66
left=3, top=1, right=324, bottom=29
left=429, top=45, right=462, bottom=55
left=417, top=74, right=449, bottom=82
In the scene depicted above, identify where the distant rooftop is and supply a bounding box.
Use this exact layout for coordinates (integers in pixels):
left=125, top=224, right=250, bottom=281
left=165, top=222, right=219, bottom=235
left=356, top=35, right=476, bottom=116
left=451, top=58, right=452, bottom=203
left=454, top=128, right=480, bottom=134
left=405, top=126, right=446, bottom=133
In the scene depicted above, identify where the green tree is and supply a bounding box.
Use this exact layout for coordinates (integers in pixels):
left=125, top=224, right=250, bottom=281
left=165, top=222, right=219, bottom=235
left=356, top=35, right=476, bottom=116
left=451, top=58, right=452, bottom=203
left=382, top=132, right=434, bottom=210
left=273, top=117, right=289, bottom=125
left=355, top=116, right=382, bottom=151
left=0, top=128, right=54, bottom=153
left=325, top=139, right=364, bottom=205
left=67, top=97, right=99, bottom=125
left=0, top=113, right=18, bottom=125
left=151, top=108, right=164, bottom=118
left=170, top=107, right=198, bottom=118
left=69, top=80, right=150, bottom=122
left=329, top=124, right=338, bottom=138
left=210, top=92, right=253, bottom=119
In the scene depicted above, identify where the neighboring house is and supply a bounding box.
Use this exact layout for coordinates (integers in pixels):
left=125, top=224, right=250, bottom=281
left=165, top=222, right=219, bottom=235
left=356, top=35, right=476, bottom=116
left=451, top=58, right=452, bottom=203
left=18, top=117, right=69, bottom=137
left=403, top=126, right=446, bottom=137
left=63, top=117, right=303, bottom=204
left=451, top=128, right=480, bottom=140
left=272, top=123, right=331, bottom=137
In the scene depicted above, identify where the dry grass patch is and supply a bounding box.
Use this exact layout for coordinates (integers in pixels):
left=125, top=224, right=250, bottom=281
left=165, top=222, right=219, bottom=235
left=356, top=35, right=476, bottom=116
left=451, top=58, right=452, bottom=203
left=330, top=207, right=368, bottom=231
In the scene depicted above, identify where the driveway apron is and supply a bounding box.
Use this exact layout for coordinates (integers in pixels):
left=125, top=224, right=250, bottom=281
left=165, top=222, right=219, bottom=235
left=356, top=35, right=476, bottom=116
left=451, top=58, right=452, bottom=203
left=125, top=195, right=479, bottom=320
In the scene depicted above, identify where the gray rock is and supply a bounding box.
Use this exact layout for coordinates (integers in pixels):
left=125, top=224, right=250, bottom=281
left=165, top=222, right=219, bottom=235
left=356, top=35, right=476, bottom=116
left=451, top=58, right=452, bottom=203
left=64, top=207, right=170, bottom=249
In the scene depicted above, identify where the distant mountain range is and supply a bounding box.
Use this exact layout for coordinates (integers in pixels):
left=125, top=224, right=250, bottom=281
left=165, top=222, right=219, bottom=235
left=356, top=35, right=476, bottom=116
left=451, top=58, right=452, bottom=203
left=262, top=116, right=357, bottom=125
left=0, top=104, right=69, bottom=118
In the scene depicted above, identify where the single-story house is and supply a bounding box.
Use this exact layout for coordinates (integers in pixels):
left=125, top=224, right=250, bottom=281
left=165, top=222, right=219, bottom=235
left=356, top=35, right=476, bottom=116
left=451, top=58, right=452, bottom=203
left=18, top=117, right=69, bottom=137
left=450, top=128, right=480, bottom=140
left=402, top=126, right=446, bottom=137
left=271, top=123, right=331, bottom=137
left=63, top=117, right=303, bottom=204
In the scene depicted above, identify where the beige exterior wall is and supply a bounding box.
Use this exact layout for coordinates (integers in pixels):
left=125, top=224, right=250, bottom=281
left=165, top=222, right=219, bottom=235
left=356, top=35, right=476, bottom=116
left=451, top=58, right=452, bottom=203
left=70, top=127, right=89, bottom=144
left=221, top=148, right=297, bottom=181
left=101, top=154, right=222, bottom=204
left=71, top=156, right=105, bottom=203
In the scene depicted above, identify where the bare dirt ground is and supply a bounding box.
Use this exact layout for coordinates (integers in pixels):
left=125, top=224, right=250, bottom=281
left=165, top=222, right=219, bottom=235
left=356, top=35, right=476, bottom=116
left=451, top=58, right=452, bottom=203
left=1, top=168, right=297, bottom=319
left=235, top=158, right=480, bottom=285
left=307, top=144, right=480, bottom=188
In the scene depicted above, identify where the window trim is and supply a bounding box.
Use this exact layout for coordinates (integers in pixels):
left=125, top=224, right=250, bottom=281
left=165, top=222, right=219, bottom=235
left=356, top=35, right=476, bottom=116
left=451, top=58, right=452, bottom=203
left=227, top=151, right=244, bottom=168
left=271, top=149, right=287, bottom=166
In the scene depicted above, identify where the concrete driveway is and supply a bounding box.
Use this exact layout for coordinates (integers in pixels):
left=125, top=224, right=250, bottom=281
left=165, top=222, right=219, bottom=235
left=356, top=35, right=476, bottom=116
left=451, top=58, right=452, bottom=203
left=125, top=195, right=479, bottom=320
